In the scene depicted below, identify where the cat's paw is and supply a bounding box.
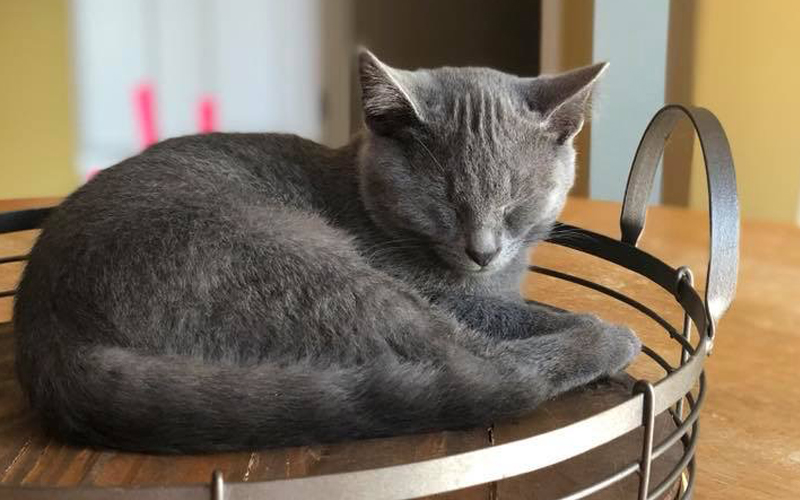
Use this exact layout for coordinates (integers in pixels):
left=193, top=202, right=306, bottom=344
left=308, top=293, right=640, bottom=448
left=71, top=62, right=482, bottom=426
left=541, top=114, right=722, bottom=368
left=598, top=323, right=641, bottom=375
left=530, top=315, right=642, bottom=398
left=567, top=314, right=641, bottom=376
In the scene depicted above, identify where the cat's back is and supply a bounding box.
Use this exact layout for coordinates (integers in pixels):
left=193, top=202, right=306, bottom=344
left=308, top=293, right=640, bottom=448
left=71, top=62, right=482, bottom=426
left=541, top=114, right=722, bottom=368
left=144, top=131, right=336, bottom=183
left=14, top=132, right=345, bottom=355
left=95, top=132, right=334, bottom=205
left=44, top=132, right=338, bottom=240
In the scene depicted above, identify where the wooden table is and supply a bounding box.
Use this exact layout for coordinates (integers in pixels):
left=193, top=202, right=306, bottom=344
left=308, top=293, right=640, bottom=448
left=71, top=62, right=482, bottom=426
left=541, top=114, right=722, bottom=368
left=1, top=197, right=798, bottom=499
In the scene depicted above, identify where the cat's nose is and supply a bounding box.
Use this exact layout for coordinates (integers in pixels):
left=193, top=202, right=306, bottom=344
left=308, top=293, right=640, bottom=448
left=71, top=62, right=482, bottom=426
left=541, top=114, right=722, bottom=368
left=465, top=247, right=499, bottom=267
left=466, top=228, right=500, bottom=267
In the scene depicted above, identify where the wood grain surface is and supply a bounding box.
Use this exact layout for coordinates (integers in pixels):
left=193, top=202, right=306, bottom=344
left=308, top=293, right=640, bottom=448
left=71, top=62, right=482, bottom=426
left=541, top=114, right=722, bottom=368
left=0, top=196, right=797, bottom=499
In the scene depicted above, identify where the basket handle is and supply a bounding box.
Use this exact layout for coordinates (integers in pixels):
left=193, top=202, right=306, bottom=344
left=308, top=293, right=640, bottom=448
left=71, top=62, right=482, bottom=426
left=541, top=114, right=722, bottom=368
left=620, top=105, right=739, bottom=329
left=0, top=207, right=54, bottom=234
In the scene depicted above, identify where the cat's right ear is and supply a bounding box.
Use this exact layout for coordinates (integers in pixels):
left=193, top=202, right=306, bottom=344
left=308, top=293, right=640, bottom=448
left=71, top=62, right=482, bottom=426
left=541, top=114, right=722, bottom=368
left=524, top=62, right=608, bottom=144
left=358, top=48, right=422, bottom=135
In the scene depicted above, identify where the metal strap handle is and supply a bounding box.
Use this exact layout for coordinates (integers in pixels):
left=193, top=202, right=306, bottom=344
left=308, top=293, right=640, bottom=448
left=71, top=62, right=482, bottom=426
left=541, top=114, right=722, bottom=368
left=620, top=105, right=739, bottom=329
left=0, top=207, right=53, bottom=234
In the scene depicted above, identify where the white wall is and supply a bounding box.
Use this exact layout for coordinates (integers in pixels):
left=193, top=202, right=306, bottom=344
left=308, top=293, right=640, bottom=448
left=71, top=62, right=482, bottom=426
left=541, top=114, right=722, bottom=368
left=590, top=0, right=669, bottom=202
left=71, top=0, right=323, bottom=178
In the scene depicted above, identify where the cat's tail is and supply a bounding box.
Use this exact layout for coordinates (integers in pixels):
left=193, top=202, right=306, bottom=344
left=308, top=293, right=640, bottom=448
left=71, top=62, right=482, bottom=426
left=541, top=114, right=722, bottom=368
left=35, top=344, right=535, bottom=453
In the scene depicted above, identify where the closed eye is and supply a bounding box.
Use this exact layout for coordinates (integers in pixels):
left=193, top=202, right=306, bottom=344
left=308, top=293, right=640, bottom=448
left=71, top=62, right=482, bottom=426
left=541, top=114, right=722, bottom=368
left=503, top=204, right=531, bottom=231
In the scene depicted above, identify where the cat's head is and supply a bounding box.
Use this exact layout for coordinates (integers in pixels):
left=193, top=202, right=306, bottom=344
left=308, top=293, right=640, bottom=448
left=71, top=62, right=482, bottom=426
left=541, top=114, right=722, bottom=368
left=357, top=49, right=605, bottom=275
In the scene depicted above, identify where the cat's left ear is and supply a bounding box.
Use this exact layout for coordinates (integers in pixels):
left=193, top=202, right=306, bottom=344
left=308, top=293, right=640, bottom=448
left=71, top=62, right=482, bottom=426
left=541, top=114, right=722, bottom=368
left=358, top=48, right=423, bottom=135
left=524, top=62, right=608, bottom=144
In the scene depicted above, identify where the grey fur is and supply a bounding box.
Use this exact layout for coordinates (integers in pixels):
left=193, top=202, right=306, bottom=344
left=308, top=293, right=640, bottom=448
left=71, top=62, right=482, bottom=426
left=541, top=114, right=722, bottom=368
left=13, top=50, right=639, bottom=453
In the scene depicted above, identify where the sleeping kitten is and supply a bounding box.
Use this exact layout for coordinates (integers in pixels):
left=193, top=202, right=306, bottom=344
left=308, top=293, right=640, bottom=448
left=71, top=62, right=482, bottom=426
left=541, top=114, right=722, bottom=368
left=13, top=50, right=640, bottom=453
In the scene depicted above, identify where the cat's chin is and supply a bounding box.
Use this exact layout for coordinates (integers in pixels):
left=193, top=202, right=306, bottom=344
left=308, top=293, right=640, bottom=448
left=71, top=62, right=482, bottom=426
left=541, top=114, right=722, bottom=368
left=464, top=268, right=499, bottom=276
left=433, top=250, right=504, bottom=276
left=449, top=259, right=504, bottom=276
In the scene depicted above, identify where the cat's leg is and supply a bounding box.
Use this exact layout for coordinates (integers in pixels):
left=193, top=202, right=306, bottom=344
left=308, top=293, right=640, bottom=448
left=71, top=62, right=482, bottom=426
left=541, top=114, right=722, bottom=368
left=433, top=294, right=641, bottom=397
left=235, top=205, right=639, bottom=391
left=450, top=313, right=641, bottom=398
left=236, top=206, right=638, bottom=390
left=436, top=293, right=622, bottom=340
left=220, top=204, right=467, bottom=364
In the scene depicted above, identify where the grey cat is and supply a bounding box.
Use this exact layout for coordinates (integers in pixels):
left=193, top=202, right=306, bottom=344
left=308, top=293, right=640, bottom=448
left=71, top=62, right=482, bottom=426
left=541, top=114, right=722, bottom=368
left=14, top=50, right=640, bottom=453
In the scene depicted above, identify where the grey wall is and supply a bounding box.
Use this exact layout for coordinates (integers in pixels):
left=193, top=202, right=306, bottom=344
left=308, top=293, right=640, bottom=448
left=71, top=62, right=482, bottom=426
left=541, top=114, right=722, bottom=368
left=590, top=0, right=669, bottom=202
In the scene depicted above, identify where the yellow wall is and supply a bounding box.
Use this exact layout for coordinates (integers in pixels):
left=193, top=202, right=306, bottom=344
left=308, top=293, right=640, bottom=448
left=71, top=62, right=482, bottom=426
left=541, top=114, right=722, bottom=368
left=540, top=0, right=595, bottom=197
left=0, top=0, right=78, bottom=199
left=687, top=1, right=800, bottom=223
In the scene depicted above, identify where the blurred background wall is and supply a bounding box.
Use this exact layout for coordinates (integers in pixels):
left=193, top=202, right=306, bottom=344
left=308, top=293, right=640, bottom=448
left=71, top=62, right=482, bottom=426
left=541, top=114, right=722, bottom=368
left=349, top=0, right=541, bottom=132
left=71, top=0, right=324, bottom=180
left=674, top=2, right=800, bottom=224
left=1, top=0, right=799, bottom=225
left=0, top=1, right=78, bottom=199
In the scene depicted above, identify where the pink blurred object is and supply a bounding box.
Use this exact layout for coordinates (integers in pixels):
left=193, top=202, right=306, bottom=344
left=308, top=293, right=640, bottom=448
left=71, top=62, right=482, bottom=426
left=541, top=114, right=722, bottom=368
left=134, top=83, right=159, bottom=148
left=197, top=95, right=218, bottom=134
left=86, top=168, right=101, bottom=180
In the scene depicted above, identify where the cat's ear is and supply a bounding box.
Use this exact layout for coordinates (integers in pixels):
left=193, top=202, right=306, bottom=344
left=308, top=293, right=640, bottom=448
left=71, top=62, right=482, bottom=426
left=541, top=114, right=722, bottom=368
left=358, top=48, right=422, bottom=135
left=525, top=62, right=608, bottom=144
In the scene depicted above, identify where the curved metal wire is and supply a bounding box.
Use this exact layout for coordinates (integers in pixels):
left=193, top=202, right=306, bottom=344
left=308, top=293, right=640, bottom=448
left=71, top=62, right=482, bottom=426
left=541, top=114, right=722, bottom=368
left=0, top=254, right=28, bottom=264
left=527, top=263, right=706, bottom=500
left=620, top=105, right=739, bottom=328
left=531, top=265, right=696, bottom=355
left=550, top=377, right=703, bottom=500
left=641, top=345, right=676, bottom=374
left=649, top=421, right=699, bottom=500
left=0, top=207, right=52, bottom=234
left=654, top=377, right=703, bottom=462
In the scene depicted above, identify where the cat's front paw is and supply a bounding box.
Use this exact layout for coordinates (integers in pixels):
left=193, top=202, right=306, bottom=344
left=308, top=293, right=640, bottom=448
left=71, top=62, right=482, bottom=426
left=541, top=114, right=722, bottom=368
left=599, top=323, right=641, bottom=375
left=569, top=314, right=641, bottom=376
left=533, top=315, right=642, bottom=398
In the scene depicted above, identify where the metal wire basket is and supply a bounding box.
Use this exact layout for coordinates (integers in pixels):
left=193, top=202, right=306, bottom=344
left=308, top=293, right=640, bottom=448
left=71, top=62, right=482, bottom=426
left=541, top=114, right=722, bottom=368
left=0, top=104, right=738, bottom=500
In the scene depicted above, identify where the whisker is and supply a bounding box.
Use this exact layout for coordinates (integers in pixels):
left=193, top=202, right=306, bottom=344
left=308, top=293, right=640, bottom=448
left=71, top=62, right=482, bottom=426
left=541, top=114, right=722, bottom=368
left=359, top=240, right=432, bottom=261
left=542, top=229, right=598, bottom=245
left=413, top=136, right=447, bottom=172
left=356, top=238, right=425, bottom=254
